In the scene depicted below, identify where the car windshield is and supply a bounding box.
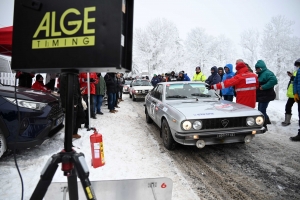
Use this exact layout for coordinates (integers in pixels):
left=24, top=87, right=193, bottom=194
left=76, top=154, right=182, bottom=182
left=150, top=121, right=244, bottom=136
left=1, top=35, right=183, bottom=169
left=125, top=80, right=132, bottom=85
left=132, top=80, right=152, bottom=86
left=165, top=83, right=219, bottom=100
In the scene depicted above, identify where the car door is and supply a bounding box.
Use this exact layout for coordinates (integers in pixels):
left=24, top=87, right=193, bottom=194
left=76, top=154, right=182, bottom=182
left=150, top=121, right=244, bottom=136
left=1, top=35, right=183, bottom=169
left=149, top=84, right=163, bottom=124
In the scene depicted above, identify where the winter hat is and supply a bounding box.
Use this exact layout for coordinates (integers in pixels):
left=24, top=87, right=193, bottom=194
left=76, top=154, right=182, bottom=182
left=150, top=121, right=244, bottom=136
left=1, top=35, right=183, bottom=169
left=161, top=73, right=165, bottom=76
left=195, top=66, right=201, bottom=71
left=154, top=74, right=157, bottom=76
left=294, top=58, right=300, bottom=66
left=236, top=62, right=247, bottom=71
left=255, top=60, right=266, bottom=69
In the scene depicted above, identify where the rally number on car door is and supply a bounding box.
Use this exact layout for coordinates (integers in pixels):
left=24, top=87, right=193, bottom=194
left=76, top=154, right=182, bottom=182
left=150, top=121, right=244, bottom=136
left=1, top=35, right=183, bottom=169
left=149, top=102, right=156, bottom=119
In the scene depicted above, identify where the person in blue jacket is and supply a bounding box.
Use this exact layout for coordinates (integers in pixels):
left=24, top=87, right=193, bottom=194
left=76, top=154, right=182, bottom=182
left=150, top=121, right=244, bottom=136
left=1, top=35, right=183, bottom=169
left=291, top=58, right=300, bottom=141
left=151, top=74, right=160, bottom=87
left=177, top=71, right=191, bottom=81
left=221, top=64, right=235, bottom=101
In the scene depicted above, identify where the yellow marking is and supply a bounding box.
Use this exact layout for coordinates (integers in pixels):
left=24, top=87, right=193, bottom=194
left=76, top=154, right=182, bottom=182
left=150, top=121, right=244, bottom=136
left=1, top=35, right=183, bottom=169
left=32, top=36, right=95, bottom=49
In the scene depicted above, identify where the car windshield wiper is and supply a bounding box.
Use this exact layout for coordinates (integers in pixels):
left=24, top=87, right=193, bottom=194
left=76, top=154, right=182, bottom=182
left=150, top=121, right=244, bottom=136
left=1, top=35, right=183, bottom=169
left=191, top=93, right=211, bottom=97
left=166, top=95, right=187, bottom=98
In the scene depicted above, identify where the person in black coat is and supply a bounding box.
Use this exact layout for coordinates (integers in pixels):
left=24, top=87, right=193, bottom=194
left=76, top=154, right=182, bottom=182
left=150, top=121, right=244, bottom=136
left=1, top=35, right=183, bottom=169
left=104, top=73, right=118, bottom=113
left=205, top=66, right=221, bottom=85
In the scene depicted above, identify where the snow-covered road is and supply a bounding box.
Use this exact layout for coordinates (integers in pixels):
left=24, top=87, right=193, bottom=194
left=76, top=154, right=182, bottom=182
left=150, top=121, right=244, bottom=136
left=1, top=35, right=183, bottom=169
left=1, top=95, right=300, bottom=200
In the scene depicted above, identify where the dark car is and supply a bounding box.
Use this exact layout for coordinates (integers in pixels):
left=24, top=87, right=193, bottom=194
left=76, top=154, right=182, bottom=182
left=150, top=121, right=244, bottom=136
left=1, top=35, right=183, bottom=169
left=0, top=82, right=64, bottom=157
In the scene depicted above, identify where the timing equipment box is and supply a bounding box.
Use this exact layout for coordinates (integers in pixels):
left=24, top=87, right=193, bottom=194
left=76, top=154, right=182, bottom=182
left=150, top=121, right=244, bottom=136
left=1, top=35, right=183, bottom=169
left=11, top=0, right=134, bottom=73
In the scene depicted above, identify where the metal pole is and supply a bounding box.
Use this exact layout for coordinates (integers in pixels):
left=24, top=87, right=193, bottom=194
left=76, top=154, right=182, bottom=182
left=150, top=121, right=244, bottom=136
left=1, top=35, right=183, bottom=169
left=87, top=72, right=91, bottom=129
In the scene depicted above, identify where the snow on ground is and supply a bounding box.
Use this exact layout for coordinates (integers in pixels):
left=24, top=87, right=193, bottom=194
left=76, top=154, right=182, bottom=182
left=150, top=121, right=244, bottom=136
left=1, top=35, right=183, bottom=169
left=0, top=95, right=198, bottom=200
left=0, top=96, right=299, bottom=200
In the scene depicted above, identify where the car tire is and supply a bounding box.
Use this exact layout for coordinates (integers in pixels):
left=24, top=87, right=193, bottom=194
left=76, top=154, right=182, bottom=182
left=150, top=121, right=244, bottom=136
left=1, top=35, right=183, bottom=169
left=161, top=119, right=177, bottom=150
left=0, top=132, right=7, bottom=158
left=145, top=108, right=153, bottom=124
left=133, top=95, right=136, bottom=101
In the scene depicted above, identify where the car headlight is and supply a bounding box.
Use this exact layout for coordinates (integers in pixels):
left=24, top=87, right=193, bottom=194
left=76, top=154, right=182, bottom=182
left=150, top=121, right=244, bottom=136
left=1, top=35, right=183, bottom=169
left=4, top=97, right=47, bottom=111
left=256, top=116, right=264, bottom=125
left=182, top=121, right=192, bottom=130
left=193, top=120, right=202, bottom=130
left=246, top=117, right=255, bottom=126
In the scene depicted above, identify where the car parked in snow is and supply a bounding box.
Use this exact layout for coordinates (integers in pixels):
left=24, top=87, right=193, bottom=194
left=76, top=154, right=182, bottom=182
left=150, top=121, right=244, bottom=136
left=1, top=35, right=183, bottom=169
left=144, top=82, right=266, bottom=150
left=129, top=79, right=153, bottom=101
left=123, top=80, right=132, bottom=94
left=0, top=82, right=64, bottom=158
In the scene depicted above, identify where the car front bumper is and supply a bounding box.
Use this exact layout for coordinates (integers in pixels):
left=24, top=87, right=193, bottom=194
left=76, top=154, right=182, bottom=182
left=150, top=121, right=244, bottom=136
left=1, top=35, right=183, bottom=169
left=173, top=127, right=266, bottom=146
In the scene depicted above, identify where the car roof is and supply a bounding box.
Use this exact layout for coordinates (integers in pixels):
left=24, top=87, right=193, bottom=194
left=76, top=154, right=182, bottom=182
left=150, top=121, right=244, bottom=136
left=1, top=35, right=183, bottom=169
left=158, top=81, right=206, bottom=85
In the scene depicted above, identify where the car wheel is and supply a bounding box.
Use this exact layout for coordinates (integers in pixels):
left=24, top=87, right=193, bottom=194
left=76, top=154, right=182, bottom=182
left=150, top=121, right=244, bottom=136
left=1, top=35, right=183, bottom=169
left=161, top=119, right=177, bottom=150
left=129, top=93, right=132, bottom=98
left=0, top=132, right=7, bottom=158
left=145, top=108, right=153, bottom=124
left=133, top=95, right=136, bottom=101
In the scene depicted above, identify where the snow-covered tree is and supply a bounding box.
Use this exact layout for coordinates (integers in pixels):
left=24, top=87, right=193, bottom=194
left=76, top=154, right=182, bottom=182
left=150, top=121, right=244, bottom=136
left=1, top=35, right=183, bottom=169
left=133, top=18, right=184, bottom=77
left=240, top=29, right=260, bottom=67
left=210, top=35, right=236, bottom=67
left=260, top=15, right=299, bottom=99
left=184, top=28, right=214, bottom=75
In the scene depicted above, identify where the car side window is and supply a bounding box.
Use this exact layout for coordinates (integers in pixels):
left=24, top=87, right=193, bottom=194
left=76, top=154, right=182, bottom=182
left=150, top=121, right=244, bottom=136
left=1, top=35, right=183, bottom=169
left=150, top=86, right=158, bottom=96
left=154, top=85, right=163, bottom=100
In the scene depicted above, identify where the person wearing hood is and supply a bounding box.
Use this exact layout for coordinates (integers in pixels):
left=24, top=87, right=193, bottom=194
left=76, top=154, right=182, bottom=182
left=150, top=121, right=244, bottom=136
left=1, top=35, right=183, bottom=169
left=151, top=74, right=160, bottom=86
left=205, top=66, right=221, bottom=85
left=208, top=62, right=258, bottom=108
left=291, top=58, right=300, bottom=141
left=192, top=66, right=206, bottom=82
left=255, top=60, right=278, bottom=130
left=221, top=64, right=235, bottom=101
left=177, top=71, right=191, bottom=81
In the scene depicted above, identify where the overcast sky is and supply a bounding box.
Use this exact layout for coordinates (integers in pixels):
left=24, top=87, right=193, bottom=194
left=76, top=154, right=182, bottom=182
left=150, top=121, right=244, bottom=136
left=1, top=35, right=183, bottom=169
left=1, top=0, right=299, bottom=49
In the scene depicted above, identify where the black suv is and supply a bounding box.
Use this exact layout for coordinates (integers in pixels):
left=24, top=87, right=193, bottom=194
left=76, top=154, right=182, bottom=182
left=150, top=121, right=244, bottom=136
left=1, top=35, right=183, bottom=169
left=0, top=82, right=64, bottom=157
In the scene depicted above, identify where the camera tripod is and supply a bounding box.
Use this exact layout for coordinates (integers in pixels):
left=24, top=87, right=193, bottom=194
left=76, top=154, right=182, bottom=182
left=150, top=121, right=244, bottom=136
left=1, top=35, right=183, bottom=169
left=30, top=69, right=96, bottom=200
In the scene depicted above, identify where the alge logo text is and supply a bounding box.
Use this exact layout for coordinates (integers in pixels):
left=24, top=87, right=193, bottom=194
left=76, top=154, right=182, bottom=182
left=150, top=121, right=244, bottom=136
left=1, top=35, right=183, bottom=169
left=32, top=7, right=96, bottom=49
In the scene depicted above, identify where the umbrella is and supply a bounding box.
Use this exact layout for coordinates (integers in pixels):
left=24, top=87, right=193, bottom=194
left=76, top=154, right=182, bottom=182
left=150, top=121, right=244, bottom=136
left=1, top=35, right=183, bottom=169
left=0, top=26, right=13, bottom=56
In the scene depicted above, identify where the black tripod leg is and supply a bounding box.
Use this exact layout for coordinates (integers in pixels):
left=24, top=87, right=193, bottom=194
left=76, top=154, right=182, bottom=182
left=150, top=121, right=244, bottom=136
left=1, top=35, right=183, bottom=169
left=68, top=168, right=79, bottom=200
left=30, top=154, right=61, bottom=200
left=73, top=153, right=96, bottom=200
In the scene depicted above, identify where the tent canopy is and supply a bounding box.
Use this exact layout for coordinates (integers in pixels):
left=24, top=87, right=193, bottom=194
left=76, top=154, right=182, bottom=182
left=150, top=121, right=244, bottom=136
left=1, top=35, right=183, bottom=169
left=0, top=26, right=13, bottom=56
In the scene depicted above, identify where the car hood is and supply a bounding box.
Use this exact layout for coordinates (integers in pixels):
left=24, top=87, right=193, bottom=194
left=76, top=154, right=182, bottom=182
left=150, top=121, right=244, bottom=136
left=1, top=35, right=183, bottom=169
left=132, top=86, right=153, bottom=90
left=0, top=85, right=59, bottom=103
left=166, top=99, right=262, bottom=119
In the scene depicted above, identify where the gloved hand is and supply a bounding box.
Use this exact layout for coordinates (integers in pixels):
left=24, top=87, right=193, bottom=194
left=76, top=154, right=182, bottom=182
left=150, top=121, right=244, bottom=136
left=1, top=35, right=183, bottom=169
left=205, top=84, right=212, bottom=90
left=294, top=94, right=299, bottom=103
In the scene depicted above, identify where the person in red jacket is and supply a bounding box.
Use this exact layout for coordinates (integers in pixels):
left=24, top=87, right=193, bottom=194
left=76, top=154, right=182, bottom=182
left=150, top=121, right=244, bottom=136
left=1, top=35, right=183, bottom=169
left=209, top=62, right=258, bottom=108
left=31, top=74, right=50, bottom=92
left=79, top=72, right=98, bottom=128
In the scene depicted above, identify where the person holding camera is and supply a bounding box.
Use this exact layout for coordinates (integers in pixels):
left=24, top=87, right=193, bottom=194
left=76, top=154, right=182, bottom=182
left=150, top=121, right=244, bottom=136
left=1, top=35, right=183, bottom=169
left=79, top=72, right=98, bottom=127
left=282, top=69, right=298, bottom=126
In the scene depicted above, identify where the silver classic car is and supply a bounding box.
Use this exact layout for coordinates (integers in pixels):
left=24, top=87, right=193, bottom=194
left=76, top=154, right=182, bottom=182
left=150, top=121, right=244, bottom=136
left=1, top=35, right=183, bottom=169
left=144, top=82, right=266, bottom=150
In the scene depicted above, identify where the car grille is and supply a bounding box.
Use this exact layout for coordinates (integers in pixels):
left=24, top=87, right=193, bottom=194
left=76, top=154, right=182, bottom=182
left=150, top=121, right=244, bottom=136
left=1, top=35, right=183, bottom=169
left=47, top=102, right=63, bottom=119
left=202, top=117, right=248, bottom=129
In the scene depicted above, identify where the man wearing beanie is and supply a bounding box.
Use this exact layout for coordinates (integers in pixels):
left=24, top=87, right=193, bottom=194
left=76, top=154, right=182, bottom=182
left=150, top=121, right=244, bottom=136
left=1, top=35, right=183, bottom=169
left=192, top=66, right=206, bottom=82
left=255, top=60, right=278, bottom=131
left=291, top=58, right=300, bottom=141
left=209, top=62, right=258, bottom=108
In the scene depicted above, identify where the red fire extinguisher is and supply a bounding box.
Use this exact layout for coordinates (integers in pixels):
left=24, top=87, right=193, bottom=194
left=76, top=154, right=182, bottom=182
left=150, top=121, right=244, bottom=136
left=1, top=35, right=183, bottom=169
left=90, top=129, right=105, bottom=168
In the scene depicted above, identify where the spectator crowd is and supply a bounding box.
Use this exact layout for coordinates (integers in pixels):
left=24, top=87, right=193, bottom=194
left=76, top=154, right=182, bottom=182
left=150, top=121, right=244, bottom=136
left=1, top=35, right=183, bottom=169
left=15, top=58, right=300, bottom=142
